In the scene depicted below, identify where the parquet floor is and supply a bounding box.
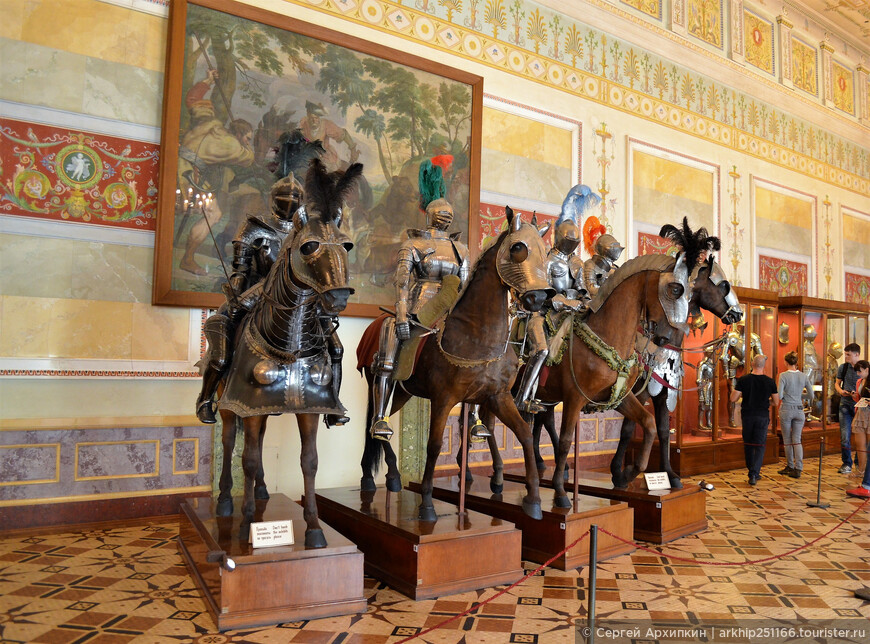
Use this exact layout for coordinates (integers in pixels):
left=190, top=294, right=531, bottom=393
left=2, top=461, right=869, bottom=643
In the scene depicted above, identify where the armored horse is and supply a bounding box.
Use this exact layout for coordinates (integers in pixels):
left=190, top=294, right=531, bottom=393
left=214, top=159, right=362, bottom=548
left=357, top=207, right=555, bottom=520
left=475, top=251, right=693, bottom=505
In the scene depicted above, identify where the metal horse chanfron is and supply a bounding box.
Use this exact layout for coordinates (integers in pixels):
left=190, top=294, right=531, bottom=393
left=214, top=159, right=362, bottom=548
left=357, top=207, right=554, bottom=521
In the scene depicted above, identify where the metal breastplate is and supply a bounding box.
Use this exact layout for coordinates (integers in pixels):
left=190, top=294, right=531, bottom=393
left=408, top=238, right=463, bottom=314
left=547, top=250, right=572, bottom=293
left=236, top=217, right=290, bottom=285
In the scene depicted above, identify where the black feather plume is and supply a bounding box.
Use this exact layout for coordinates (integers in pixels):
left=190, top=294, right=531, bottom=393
left=659, top=216, right=721, bottom=268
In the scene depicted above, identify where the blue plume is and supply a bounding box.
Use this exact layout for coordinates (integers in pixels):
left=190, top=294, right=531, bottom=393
left=558, top=184, right=601, bottom=225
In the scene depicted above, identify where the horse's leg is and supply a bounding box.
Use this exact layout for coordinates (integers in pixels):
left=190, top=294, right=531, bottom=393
left=297, top=413, right=327, bottom=548
left=543, top=407, right=566, bottom=481
left=489, top=392, right=541, bottom=520
left=480, top=405, right=504, bottom=494
left=552, top=396, right=584, bottom=507
left=610, top=416, right=637, bottom=490
left=383, top=387, right=411, bottom=493
left=532, top=412, right=546, bottom=473
left=254, top=421, right=270, bottom=500
left=360, top=369, right=380, bottom=492
left=241, top=416, right=267, bottom=519
left=653, top=391, right=682, bottom=489
left=216, top=410, right=238, bottom=516
left=616, top=393, right=657, bottom=487
left=418, top=398, right=455, bottom=521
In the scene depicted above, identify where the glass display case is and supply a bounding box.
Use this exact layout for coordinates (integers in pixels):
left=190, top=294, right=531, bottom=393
left=777, top=296, right=870, bottom=452
left=629, top=287, right=781, bottom=477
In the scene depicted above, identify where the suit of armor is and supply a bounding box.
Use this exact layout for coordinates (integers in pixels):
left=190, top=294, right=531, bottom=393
left=722, top=324, right=764, bottom=426
left=827, top=342, right=843, bottom=421
left=584, top=234, right=624, bottom=297
left=196, top=175, right=355, bottom=426
left=369, top=199, right=470, bottom=440
left=802, top=325, right=822, bottom=419
left=697, top=346, right=716, bottom=428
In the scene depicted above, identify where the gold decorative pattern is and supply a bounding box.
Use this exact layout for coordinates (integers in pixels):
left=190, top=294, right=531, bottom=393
left=833, top=60, right=855, bottom=115
left=688, top=0, right=723, bottom=48
left=621, top=0, right=661, bottom=20
left=743, top=9, right=773, bottom=74
left=284, top=0, right=868, bottom=197
left=792, top=37, right=818, bottom=96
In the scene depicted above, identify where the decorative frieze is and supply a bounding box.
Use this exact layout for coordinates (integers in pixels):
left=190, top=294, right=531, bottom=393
left=730, top=0, right=744, bottom=63
left=776, top=15, right=793, bottom=87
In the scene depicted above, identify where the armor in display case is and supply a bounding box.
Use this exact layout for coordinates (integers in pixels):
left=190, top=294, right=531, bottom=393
left=721, top=322, right=765, bottom=427
left=827, top=342, right=843, bottom=421
left=697, top=345, right=716, bottom=430
left=802, top=324, right=823, bottom=420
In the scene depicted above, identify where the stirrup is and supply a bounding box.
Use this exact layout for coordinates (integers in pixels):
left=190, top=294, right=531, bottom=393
left=518, top=399, right=545, bottom=414
left=469, top=418, right=491, bottom=443
left=370, top=417, right=393, bottom=441
left=196, top=398, right=217, bottom=424
left=325, top=414, right=350, bottom=428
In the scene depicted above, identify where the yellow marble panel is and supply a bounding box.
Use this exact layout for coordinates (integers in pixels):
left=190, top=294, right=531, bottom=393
left=632, top=150, right=713, bottom=205
left=0, top=296, right=55, bottom=357
left=755, top=186, right=812, bottom=229
left=131, top=304, right=190, bottom=361
left=15, top=0, right=165, bottom=72
left=48, top=299, right=133, bottom=359
left=482, top=106, right=572, bottom=169
left=0, top=39, right=87, bottom=113
left=843, top=214, right=870, bottom=243
left=0, top=0, right=27, bottom=40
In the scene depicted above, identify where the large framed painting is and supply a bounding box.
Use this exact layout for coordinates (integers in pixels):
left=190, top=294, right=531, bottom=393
left=153, top=0, right=482, bottom=316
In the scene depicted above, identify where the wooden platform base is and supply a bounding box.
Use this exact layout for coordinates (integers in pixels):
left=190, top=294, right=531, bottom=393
left=411, top=478, right=634, bottom=570
left=178, top=494, right=366, bottom=631
left=315, top=487, right=523, bottom=600
left=504, top=470, right=707, bottom=544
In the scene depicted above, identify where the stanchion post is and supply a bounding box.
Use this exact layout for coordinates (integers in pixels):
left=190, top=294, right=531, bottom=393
left=587, top=524, right=598, bottom=644
left=458, top=403, right=469, bottom=516
left=573, top=419, right=580, bottom=510
left=807, top=435, right=830, bottom=509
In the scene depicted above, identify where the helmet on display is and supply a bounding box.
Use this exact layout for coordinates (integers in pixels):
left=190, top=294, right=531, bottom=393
left=270, top=173, right=304, bottom=222
left=553, top=219, right=580, bottom=255
left=828, top=341, right=843, bottom=359
left=557, top=184, right=600, bottom=255
left=594, top=234, right=624, bottom=262
left=426, top=198, right=454, bottom=231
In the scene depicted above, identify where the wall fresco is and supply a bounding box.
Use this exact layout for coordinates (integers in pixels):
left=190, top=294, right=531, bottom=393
left=758, top=254, right=808, bottom=296
left=791, top=37, right=818, bottom=97
left=754, top=184, right=814, bottom=257
left=287, top=0, right=868, bottom=196
left=845, top=272, right=870, bottom=306
left=743, top=9, right=773, bottom=75
left=637, top=231, right=677, bottom=255
left=621, top=0, right=662, bottom=20
left=687, top=0, right=722, bottom=48
left=842, top=212, right=870, bottom=271
left=833, top=60, right=855, bottom=115
left=479, top=201, right=555, bottom=249
left=0, top=118, right=159, bottom=230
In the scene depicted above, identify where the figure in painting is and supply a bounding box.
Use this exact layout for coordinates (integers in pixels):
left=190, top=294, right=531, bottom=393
left=368, top=157, right=471, bottom=440
left=300, top=100, right=361, bottom=172
left=177, top=69, right=255, bottom=276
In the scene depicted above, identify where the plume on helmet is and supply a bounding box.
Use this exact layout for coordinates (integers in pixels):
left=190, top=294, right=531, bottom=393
left=558, top=184, right=601, bottom=226
left=658, top=217, right=722, bottom=267
left=583, top=215, right=607, bottom=256
left=419, top=156, right=453, bottom=211
left=305, top=158, right=364, bottom=222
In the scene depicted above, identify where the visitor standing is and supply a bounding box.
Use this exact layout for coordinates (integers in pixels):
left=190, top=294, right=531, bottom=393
left=777, top=351, right=813, bottom=478
left=846, top=360, right=870, bottom=498
left=835, top=343, right=862, bottom=474
left=731, top=354, right=779, bottom=486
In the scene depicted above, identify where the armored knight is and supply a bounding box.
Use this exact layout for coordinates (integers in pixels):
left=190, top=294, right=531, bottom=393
left=583, top=234, right=624, bottom=298
left=515, top=185, right=600, bottom=414
left=697, top=345, right=716, bottom=429
left=369, top=196, right=471, bottom=440
left=803, top=324, right=823, bottom=419
left=722, top=321, right=764, bottom=426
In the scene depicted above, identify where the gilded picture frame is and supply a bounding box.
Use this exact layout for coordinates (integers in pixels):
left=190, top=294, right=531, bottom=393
left=153, top=0, right=482, bottom=316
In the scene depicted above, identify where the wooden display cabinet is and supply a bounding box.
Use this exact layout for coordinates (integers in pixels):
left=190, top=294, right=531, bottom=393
left=630, top=287, right=781, bottom=476
left=776, top=296, right=870, bottom=457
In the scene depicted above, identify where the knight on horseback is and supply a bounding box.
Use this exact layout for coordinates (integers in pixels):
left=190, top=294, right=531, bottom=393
left=195, top=131, right=351, bottom=427
left=368, top=157, right=473, bottom=441
left=514, top=185, right=601, bottom=414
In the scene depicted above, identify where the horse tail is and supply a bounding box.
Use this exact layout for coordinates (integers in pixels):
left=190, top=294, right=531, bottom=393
left=361, top=368, right=383, bottom=478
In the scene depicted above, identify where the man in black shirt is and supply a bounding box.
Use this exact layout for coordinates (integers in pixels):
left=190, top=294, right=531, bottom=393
left=834, top=343, right=862, bottom=474
left=731, top=354, right=780, bottom=486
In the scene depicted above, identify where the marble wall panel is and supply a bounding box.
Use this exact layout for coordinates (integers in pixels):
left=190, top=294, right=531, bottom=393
left=83, top=57, right=163, bottom=127
left=755, top=218, right=812, bottom=256
left=0, top=235, right=75, bottom=299
left=0, top=38, right=86, bottom=114
left=481, top=149, right=572, bottom=206
left=843, top=214, right=870, bottom=271
left=0, top=424, right=212, bottom=503
left=130, top=303, right=191, bottom=361
left=0, top=444, right=59, bottom=484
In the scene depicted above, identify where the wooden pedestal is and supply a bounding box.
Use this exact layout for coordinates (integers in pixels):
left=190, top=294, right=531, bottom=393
left=315, top=487, right=523, bottom=600
left=412, top=478, right=635, bottom=570
left=178, top=494, right=366, bottom=631
left=505, top=470, right=707, bottom=544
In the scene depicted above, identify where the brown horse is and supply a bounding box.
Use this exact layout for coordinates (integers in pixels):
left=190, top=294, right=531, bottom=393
left=359, top=208, right=554, bottom=520
left=475, top=252, right=692, bottom=505
left=215, top=160, right=361, bottom=548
